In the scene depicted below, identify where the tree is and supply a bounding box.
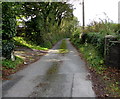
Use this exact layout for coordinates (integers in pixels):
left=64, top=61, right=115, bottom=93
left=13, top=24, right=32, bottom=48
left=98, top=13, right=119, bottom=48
left=20, top=2, right=74, bottom=46
left=2, top=2, right=75, bottom=58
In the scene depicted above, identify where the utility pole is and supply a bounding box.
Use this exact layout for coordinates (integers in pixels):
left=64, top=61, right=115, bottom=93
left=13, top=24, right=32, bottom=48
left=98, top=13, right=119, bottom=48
left=82, top=0, right=85, bottom=31
left=79, top=0, right=85, bottom=39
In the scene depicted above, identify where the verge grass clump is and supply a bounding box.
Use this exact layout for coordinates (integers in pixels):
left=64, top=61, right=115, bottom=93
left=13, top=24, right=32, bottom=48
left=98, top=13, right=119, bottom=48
left=59, top=40, right=69, bottom=54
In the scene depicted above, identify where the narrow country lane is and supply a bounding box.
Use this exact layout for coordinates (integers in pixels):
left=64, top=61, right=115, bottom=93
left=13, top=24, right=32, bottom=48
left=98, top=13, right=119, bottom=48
left=2, top=39, right=96, bottom=97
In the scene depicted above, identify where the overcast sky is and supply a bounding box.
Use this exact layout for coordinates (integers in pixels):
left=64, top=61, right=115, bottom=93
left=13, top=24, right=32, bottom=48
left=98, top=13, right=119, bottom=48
left=71, top=0, right=120, bottom=26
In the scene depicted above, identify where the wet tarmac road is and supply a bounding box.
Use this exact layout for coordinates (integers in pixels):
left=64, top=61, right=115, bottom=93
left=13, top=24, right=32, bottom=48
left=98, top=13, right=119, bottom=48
left=2, top=39, right=96, bottom=97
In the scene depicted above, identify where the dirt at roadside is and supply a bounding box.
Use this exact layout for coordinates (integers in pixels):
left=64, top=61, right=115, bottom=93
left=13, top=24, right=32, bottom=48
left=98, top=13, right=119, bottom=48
left=89, top=67, right=120, bottom=97
left=2, top=46, right=48, bottom=80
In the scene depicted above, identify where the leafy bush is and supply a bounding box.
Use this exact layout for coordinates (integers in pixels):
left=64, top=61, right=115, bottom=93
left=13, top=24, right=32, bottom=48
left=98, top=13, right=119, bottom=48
left=71, top=19, right=120, bottom=57
left=85, top=32, right=105, bottom=56
left=2, top=40, right=15, bottom=59
left=2, top=3, right=17, bottom=40
left=71, top=32, right=81, bottom=46
left=43, top=41, right=52, bottom=48
left=76, top=43, right=105, bottom=73
left=2, top=56, right=23, bottom=69
left=2, top=3, right=18, bottom=59
left=84, top=21, right=119, bottom=35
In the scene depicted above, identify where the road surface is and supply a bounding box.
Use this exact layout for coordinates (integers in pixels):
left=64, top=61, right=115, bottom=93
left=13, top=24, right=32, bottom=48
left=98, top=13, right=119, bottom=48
left=2, top=39, right=96, bottom=97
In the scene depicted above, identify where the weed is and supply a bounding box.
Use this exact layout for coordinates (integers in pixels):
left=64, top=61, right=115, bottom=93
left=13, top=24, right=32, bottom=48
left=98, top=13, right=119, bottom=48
left=2, top=56, right=23, bottom=69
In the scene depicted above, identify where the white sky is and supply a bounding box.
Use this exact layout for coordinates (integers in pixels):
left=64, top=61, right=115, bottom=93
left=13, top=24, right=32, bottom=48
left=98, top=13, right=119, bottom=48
left=71, top=0, right=120, bottom=26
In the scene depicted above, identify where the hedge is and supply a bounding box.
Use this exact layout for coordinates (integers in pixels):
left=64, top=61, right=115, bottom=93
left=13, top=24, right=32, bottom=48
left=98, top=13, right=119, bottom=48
left=84, top=32, right=105, bottom=57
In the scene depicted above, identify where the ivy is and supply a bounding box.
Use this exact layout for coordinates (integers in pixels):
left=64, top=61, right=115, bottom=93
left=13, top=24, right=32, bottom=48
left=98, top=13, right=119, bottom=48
left=2, top=2, right=20, bottom=59
left=2, top=2, right=17, bottom=40
left=2, top=40, right=15, bottom=59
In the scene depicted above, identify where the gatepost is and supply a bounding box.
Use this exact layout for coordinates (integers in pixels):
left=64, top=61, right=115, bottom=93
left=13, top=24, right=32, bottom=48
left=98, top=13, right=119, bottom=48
left=105, top=35, right=120, bottom=69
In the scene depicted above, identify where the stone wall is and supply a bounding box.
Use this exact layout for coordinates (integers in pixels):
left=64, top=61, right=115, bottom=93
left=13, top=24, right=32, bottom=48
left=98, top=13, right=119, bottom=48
left=105, top=35, right=120, bottom=69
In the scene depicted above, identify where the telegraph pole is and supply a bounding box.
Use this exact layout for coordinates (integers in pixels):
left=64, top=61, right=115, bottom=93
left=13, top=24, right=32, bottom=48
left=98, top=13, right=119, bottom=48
left=79, top=0, right=85, bottom=39
left=82, top=0, right=85, bottom=31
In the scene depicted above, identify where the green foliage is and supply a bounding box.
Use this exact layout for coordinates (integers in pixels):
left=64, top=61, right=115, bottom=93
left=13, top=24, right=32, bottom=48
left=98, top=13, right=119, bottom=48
left=71, top=19, right=120, bottom=96
left=2, top=2, right=22, bottom=59
left=107, top=82, right=120, bottom=96
left=118, top=24, right=120, bottom=40
left=2, top=2, right=17, bottom=40
left=2, top=40, right=15, bottom=59
left=75, top=43, right=105, bottom=73
left=82, top=23, right=119, bottom=56
left=20, top=2, right=74, bottom=46
left=2, top=2, right=75, bottom=59
left=84, top=21, right=119, bottom=35
left=71, top=32, right=81, bottom=46
left=42, top=40, right=52, bottom=48
left=71, top=20, right=120, bottom=57
left=13, top=37, right=48, bottom=50
left=85, top=32, right=105, bottom=56
left=2, top=56, right=23, bottom=69
left=2, top=3, right=16, bottom=59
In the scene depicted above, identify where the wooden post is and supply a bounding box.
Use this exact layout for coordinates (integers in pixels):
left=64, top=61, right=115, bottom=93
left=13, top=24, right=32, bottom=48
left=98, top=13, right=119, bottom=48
left=82, top=0, right=85, bottom=31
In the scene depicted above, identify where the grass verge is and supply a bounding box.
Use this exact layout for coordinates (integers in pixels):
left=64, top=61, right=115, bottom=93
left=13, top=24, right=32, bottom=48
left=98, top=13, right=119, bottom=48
left=13, top=37, right=48, bottom=50
left=2, top=56, right=24, bottom=77
left=59, top=40, right=69, bottom=54
left=79, top=43, right=105, bottom=73
left=72, top=42, right=120, bottom=97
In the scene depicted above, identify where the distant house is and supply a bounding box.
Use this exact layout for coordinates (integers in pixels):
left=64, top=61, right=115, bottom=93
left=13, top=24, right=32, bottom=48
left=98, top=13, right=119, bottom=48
left=118, top=1, right=120, bottom=24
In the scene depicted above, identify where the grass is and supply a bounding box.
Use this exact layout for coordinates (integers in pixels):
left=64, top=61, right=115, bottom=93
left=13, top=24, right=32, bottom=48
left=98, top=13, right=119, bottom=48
left=47, top=62, right=59, bottom=75
left=79, top=43, right=105, bottom=73
left=13, top=37, right=48, bottom=50
left=2, top=56, right=23, bottom=69
left=59, top=40, right=69, bottom=54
